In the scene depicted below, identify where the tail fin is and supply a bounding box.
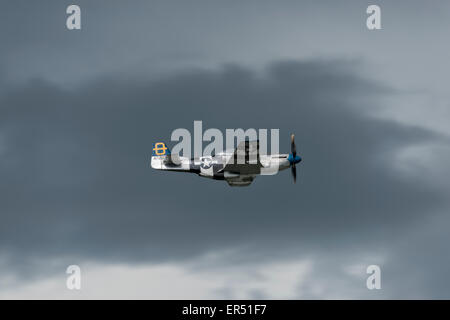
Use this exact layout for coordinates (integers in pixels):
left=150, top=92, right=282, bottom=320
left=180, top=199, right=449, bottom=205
left=152, top=142, right=171, bottom=157
left=151, top=142, right=182, bottom=169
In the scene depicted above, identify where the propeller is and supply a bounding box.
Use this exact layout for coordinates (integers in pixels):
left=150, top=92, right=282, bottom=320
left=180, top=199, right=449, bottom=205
left=289, top=134, right=301, bottom=183
left=291, top=134, right=297, bottom=158
left=291, top=163, right=297, bottom=183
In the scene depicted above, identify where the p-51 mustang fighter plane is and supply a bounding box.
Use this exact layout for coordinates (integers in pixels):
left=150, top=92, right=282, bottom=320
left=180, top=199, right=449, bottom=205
left=151, top=134, right=302, bottom=187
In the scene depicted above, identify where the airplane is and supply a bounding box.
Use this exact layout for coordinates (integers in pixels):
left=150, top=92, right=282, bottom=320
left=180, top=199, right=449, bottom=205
left=151, top=134, right=302, bottom=187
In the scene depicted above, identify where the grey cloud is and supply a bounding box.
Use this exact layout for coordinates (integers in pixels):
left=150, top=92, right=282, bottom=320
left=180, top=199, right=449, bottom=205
left=0, top=60, right=448, bottom=272
left=4, top=0, right=450, bottom=91
left=1, top=0, right=450, bottom=299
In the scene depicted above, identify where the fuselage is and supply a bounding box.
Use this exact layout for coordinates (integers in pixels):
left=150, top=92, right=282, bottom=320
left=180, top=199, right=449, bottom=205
left=151, top=139, right=301, bottom=186
left=151, top=152, right=291, bottom=180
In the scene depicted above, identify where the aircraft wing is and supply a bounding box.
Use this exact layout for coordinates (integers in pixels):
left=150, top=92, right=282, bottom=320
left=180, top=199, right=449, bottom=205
left=221, top=140, right=263, bottom=174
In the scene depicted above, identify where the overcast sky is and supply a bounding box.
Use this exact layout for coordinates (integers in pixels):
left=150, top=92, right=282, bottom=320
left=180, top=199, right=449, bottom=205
left=1, top=0, right=450, bottom=299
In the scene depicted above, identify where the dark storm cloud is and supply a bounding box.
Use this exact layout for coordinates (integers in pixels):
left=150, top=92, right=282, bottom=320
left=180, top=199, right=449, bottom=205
left=0, top=59, right=448, bottom=277
left=1, top=0, right=450, bottom=299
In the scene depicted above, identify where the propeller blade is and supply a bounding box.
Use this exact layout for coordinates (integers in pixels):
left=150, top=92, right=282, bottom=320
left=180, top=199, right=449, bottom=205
left=291, top=134, right=297, bottom=158
left=291, top=163, right=297, bottom=183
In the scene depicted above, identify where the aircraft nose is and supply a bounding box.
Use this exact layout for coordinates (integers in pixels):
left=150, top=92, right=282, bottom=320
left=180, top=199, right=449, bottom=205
left=288, top=154, right=302, bottom=164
